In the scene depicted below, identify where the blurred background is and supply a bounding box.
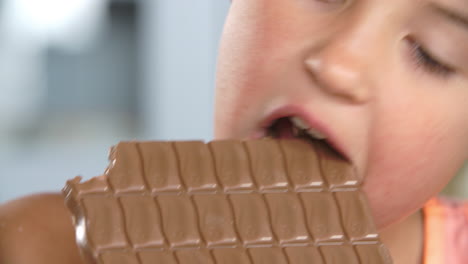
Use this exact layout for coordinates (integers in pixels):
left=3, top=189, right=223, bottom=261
left=0, top=0, right=230, bottom=202
left=0, top=0, right=466, bottom=203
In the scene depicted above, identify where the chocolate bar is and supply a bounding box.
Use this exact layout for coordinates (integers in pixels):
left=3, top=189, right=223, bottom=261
left=63, top=139, right=393, bottom=264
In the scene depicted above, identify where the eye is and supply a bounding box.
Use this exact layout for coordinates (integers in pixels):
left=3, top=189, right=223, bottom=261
left=407, top=38, right=454, bottom=78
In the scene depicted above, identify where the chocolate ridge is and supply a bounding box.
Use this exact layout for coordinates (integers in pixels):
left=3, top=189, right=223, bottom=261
left=63, top=139, right=392, bottom=264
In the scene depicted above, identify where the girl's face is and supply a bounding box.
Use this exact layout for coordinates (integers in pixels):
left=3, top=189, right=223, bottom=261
left=214, top=0, right=468, bottom=228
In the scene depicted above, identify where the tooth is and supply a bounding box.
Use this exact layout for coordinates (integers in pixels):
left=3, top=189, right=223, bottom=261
left=292, top=124, right=300, bottom=137
left=307, top=128, right=327, bottom=140
left=290, top=117, right=310, bottom=130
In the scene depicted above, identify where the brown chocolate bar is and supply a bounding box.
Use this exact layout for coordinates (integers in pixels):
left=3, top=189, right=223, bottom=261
left=63, top=139, right=393, bottom=264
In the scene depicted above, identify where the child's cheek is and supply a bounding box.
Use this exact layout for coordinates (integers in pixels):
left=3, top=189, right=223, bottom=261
left=363, top=99, right=467, bottom=228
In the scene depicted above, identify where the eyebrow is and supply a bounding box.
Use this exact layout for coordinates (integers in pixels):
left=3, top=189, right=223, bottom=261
left=429, top=3, right=468, bottom=30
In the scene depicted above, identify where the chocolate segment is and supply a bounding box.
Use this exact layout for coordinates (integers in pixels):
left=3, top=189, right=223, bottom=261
left=315, top=141, right=360, bottom=190
left=176, top=249, right=215, bottom=264
left=355, top=244, right=393, bottom=264
left=139, top=142, right=182, bottom=193
left=285, top=247, right=324, bottom=264
left=279, top=139, right=324, bottom=191
left=157, top=195, right=201, bottom=248
left=249, top=248, right=289, bottom=264
left=320, top=245, right=360, bottom=264
left=119, top=196, right=165, bottom=248
left=334, top=191, right=378, bottom=242
left=81, top=196, right=128, bottom=251
left=264, top=193, right=310, bottom=245
left=193, top=194, right=238, bottom=247
left=100, top=251, right=139, bottom=264
left=64, top=139, right=392, bottom=264
left=173, top=141, right=218, bottom=193
left=229, top=193, right=274, bottom=246
left=212, top=248, right=251, bottom=264
left=300, top=192, right=345, bottom=244
left=107, top=142, right=146, bottom=194
left=138, top=251, right=177, bottom=264
left=244, top=139, right=289, bottom=191
left=209, top=140, right=255, bottom=192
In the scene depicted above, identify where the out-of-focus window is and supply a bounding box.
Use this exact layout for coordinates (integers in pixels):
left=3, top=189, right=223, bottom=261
left=0, top=0, right=230, bottom=202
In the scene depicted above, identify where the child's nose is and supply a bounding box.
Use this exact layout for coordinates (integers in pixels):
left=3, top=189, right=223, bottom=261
left=303, top=41, right=371, bottom=104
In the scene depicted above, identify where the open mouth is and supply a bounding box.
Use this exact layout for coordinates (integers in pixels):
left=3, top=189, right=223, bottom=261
left=265, top=116, right=348, bottom=161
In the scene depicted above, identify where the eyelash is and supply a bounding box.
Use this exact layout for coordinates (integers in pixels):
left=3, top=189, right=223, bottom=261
left=408, top=39, right=454, bottom=78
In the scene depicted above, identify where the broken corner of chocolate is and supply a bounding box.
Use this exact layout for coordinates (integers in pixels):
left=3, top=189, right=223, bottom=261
left=63, top=139, right=393, bottom=264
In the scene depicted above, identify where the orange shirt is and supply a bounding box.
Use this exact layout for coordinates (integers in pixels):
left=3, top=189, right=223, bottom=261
left=423, top=197, right=468, bottom=264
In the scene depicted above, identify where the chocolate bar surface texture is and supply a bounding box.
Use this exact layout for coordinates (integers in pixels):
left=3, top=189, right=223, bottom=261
left=63, top=139, right=393, bottom=264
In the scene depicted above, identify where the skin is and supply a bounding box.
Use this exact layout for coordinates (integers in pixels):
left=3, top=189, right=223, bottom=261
left=0, top=194, right=84, bottom=264
left=1, top=0, right=467, bottom=263
left=214, top=0, right=468, bottom=263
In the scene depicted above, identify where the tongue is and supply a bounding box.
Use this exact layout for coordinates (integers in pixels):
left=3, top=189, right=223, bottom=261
left=271, top=118, right=295, bottom=139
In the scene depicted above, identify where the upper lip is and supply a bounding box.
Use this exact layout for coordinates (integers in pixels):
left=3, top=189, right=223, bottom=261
left=256, top=105, right=350, bottom=161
